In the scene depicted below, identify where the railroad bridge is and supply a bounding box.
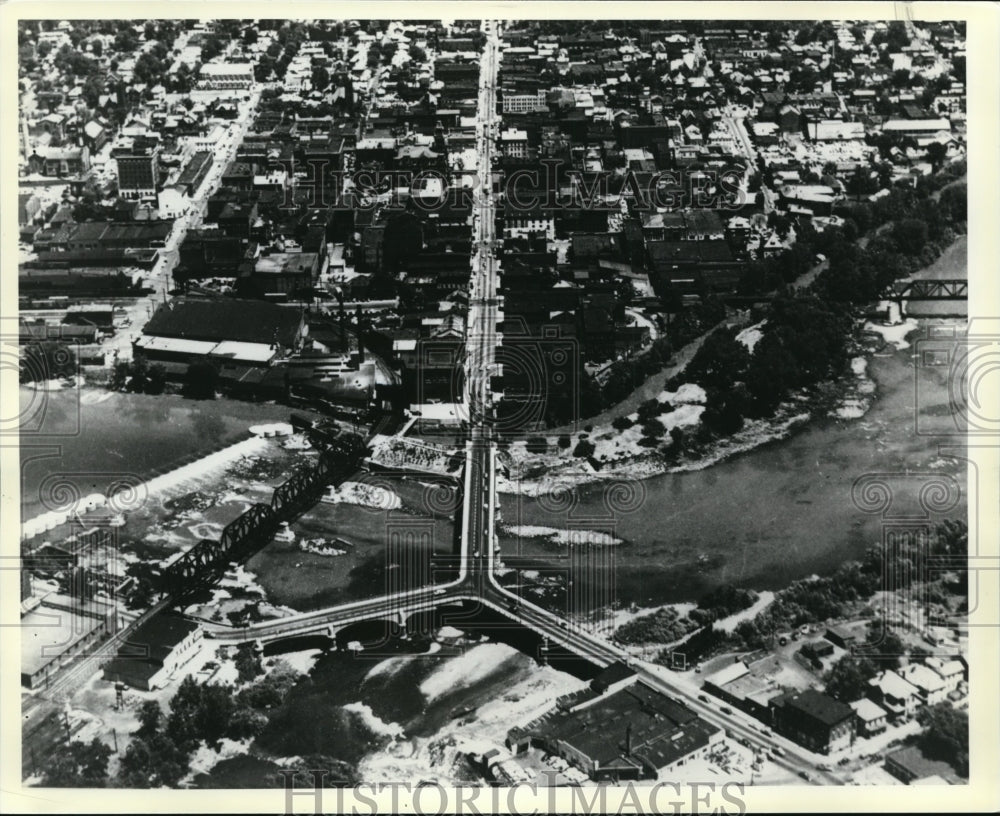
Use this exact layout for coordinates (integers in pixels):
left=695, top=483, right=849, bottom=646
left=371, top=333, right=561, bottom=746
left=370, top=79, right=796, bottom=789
left=890, top=278, right=967, bottom=312
left=162, top=449, right=348, bottom=596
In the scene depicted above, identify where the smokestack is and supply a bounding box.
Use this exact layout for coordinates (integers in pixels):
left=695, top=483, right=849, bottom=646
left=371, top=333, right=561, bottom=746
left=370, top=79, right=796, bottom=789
left=625, top=723, right=633, bottom=756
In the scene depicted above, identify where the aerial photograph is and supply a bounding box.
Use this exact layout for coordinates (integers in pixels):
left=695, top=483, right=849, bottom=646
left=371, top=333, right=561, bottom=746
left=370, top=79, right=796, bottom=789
left=13, top=13, right=976, bottom=800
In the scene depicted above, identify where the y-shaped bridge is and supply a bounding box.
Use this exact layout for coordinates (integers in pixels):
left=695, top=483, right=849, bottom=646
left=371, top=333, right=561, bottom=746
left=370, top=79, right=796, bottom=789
left=200, top=21, right=835, bottom=782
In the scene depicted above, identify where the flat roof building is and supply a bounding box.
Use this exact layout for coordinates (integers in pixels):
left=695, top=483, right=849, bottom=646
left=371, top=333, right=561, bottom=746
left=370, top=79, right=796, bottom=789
left=508, top=668, right=723, bottom=782
left=198, top=62, right=254, bottom=90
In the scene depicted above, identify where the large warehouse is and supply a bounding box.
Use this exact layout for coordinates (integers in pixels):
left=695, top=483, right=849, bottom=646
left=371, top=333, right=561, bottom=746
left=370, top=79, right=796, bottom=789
left=133, top=296, right=306, bottom=373
left=507, top=663, right=724, bottom=781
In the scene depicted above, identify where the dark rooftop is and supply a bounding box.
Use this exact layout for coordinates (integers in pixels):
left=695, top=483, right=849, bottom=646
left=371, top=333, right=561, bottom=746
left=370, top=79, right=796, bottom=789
left=142, top=297, right=304, bottom=346
left=885, top=745, right=963, bottom=783
left=510, top=681, right=717, bottom=776
left=780, top=688, right=854, bottom=727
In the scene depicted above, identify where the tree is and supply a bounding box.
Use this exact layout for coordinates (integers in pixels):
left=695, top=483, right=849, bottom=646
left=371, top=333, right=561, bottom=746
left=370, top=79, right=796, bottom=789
left=133, top=51, right=167, bottom=85
left=165, top=675, right=203, bottom=751
left=146, top=363, right=167, bottom=395
left=891, top=68, right=912, bottom=88
left=90, top=38, right=103, bottom=58
left=891, top=218, right=929, bottom=254
left=855, top=622, right=906, bottom=670
left=234, top=642, right=264, bottom=683
left=311, top=64, right=330, bottom=91
left=200, top=36, right=224, bottom=62
left=745, top=333, right=799, bottom=416
left=925, top=141, right=947, bottom=172
left=572, top=438, right=595, bottom=458
left=679, top=327, right=750, bottom=393
left=136, top=700, right=162, bottom=737
left=611, top=416, right=634, bottom=431
left=886, top=20, right=909, bottom=51
left=118, top=732, right=187, bottom=787
left=526, top=436, right=549, bottom=454
left=114, top=26, right=139, bottom=53
left=40, top=739, right=112, bottom=787
left=641, top=419, right=666, bottom=438
left=196, top=683, right=237, bottom=749
left=109, top=359, right=131, bottom=391
left=916, top=704, right=969, bottom=778
left=824, top=654, right=878, bottom=702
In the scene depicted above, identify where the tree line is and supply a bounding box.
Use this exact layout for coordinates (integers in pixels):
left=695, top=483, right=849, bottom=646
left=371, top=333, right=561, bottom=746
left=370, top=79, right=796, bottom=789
left=656, top=519, right=966, bottom=667
left=740, top=161, right=967, bottom=303
left=665, top=295, right=853, bottom=440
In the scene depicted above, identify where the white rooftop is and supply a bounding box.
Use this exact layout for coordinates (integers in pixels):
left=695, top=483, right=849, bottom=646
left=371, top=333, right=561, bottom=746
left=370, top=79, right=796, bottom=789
left=134, top=335, right=217, bottom=356
left=850, top=697, right=888, bottom=721
left=209, top=341, right=277, bottom=363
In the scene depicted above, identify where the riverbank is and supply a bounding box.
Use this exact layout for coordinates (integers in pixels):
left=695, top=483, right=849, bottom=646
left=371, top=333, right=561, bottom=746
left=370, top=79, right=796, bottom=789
left=497, top=321, right=898, bottom=498
left=497, top=310, right=967, bottom=608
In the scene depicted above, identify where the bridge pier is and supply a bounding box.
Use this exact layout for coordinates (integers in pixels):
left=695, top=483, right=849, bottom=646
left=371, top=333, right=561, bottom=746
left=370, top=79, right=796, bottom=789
left=539, top=636, right=550, bottom=666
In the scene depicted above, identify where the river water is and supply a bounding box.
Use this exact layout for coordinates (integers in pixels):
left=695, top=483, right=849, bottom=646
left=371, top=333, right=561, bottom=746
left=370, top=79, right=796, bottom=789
left=497, top=317, right=968, bottom=608
left=21, top=312, right=968, bottom=788
left=18, top=389, right=299, bottom=522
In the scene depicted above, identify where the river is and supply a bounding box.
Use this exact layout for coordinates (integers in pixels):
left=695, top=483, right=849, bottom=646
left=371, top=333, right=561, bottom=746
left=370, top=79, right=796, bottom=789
left=496, top=316, right=967, bottom=608
left=18, top=389, right=301, bottom=522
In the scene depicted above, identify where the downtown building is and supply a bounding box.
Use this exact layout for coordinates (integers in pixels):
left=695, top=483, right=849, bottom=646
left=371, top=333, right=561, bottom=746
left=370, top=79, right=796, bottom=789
left=116, top=141, right=160, bottom=200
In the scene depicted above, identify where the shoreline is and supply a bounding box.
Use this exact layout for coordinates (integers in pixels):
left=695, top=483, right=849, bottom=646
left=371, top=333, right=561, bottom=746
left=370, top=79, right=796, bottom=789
left=497, top=318, right=926, bottom=498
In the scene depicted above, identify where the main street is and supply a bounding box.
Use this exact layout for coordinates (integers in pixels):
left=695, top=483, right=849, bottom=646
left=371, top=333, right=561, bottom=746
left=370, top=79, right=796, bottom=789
left=196, top=21, right=838, bottom=785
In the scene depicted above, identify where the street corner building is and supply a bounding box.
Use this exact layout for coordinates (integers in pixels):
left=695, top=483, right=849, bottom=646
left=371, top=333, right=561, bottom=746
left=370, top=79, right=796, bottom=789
left=769, top=688, right=856, bottom=755
left=102, top=612, right=203, bottom=692
left=506, top=662, right=724, bottom=781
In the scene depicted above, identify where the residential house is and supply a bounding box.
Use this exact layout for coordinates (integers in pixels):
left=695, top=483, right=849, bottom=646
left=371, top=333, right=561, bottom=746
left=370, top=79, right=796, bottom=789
left=898, top=663, right=948, bottom=706
left=849, top=698, right=888, bottom=737
left=28, top=145, right=91, bottom=177
left=923, top=657, right=964, bottom=693
left=867, top=670, right=920, bottom=721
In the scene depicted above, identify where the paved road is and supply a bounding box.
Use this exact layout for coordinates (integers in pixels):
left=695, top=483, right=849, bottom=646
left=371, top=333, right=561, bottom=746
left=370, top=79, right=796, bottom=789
left=199, top=22, right=839, bottom=785
left=26, top=22, right=836, bottom=786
